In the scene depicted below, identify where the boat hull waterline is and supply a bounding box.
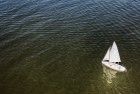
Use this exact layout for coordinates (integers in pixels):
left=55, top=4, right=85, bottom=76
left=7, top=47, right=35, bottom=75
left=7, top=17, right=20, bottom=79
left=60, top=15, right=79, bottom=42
left=102, top=61, right=127, bottom=72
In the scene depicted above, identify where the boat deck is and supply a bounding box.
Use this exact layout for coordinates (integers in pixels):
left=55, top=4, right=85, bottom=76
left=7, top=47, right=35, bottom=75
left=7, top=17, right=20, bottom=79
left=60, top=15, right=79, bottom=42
left=102, top=61, right=127, bottom=72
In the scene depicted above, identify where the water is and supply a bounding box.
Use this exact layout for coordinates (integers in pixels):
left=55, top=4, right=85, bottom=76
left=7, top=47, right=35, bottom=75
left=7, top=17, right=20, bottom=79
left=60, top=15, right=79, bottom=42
left=0, top=0, right=140, bottom=94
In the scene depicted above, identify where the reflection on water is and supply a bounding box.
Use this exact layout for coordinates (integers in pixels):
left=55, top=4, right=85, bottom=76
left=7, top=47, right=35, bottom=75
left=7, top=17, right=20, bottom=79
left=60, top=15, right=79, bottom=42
left=102, top=65, right=117, bottom=84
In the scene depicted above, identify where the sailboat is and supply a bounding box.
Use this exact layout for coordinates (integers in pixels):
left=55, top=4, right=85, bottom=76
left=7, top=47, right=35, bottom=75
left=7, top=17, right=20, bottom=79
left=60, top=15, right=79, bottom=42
left=102, top=41, right=127, bottom=72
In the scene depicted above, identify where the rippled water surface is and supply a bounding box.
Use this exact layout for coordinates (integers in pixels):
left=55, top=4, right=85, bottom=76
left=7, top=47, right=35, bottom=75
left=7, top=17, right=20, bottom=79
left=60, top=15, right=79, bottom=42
left=0, top=0, right=140, bottom=94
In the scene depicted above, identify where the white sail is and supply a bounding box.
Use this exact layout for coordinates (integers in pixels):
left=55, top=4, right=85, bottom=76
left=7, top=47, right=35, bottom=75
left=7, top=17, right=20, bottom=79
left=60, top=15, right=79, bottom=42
left=109, top=41, right=121, bottom=62
left=103, top=47, right=111, bottom=61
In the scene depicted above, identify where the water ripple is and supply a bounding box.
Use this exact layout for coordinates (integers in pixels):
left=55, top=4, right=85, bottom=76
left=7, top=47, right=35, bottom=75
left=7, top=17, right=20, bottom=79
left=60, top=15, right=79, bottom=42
left=0, top=0, right=140, bottom=94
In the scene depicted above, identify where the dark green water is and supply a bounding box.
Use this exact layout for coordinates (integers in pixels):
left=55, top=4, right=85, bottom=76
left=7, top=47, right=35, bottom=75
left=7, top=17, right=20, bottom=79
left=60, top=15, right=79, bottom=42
left=0, top=0, right=140, bottom=94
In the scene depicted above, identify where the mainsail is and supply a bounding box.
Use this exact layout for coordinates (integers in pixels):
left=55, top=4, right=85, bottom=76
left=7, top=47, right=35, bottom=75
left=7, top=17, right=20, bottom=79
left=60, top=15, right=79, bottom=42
left=109, top=41, right=121, bottom=62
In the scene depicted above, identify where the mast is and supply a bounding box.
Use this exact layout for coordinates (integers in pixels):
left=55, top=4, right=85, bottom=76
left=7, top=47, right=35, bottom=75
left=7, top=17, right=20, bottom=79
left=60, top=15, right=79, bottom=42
left=109, top=41, right=121, bottom=63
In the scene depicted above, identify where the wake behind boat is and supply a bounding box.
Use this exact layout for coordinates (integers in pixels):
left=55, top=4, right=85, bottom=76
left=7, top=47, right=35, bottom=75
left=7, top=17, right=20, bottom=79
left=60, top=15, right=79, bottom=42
left=102, top=41, right=127, bottom=72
